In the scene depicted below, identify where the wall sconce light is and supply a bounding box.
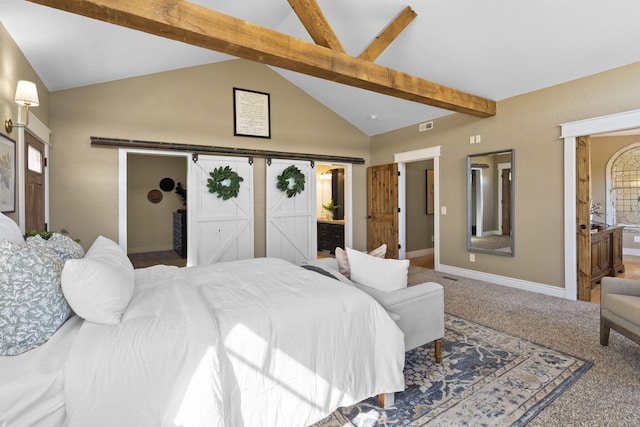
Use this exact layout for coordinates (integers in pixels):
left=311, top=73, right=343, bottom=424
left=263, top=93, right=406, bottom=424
left=5, top=80, right=40, bottom=133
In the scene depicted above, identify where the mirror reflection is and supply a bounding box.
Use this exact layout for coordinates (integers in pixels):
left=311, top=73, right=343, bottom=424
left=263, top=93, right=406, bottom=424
left=467, top=150, right=514, bottom=256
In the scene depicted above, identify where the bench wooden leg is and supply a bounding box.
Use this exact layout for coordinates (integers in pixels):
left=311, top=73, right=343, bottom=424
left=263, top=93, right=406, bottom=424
left=378, top=392, right=395, bottom=408
left=434, top=338, right=442, bottom=363
left=600, top=318, right=610, bottom=346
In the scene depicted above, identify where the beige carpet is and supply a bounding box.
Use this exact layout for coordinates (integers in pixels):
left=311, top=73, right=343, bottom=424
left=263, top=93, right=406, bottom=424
left=407, top=266, right=640, bottom=426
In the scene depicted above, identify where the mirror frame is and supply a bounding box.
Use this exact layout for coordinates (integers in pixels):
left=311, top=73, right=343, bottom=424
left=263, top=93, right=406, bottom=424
left=467, top=149, right=515, bottom=256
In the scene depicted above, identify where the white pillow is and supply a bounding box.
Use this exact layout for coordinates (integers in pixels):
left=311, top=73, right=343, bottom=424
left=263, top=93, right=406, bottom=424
left=335, top=244, right=386, bottom=278
left=0, top=213, right=24, bottom=244
left=61, top=236, right=134, bottom=324
left=346, top=247, right=409, bottom=292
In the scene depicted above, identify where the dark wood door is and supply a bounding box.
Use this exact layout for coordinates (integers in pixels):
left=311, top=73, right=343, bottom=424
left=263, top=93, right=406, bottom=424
left=25, top=132, right=45, bottom=233
left=501, top=168, right=511, bottom=235
left=576, top=135, right=591, bottom=301
left=367, top=163, right=398, bottom=259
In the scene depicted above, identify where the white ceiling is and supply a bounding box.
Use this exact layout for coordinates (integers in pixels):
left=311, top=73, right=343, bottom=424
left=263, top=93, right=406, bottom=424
left=2, top=0, right=640, bottom=136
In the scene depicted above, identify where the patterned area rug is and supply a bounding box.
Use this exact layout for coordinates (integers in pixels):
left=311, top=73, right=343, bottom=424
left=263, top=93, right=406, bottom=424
left=313, top=314, right=592, bottom=427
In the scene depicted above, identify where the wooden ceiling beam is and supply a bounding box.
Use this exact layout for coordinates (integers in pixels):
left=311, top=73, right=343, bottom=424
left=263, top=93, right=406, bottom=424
left=358, top=6, right=417, bottom=62
left=28, top=0, right=496, bottom=118
left=287, top=0, right=345, bottom=53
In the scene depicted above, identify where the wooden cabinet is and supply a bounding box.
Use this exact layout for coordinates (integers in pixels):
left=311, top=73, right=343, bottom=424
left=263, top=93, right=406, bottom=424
left=173, top=211, right=187, bottom=259
left=590, top=226, right=624, bottom=287
left=317, top=221, right=344, bottom=254
left=331, top=168, right=345, bottom=221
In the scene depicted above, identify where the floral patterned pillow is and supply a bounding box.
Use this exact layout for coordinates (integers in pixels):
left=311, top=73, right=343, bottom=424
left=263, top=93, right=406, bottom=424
left=26, top=233, right=84, bottom=260
left=0, top=240, right=71, bottom=356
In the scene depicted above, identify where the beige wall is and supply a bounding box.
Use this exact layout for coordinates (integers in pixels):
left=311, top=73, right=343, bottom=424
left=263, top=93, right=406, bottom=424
left=0, top=22, right=50, bottom=222
left=48, top=59, right=370, bottom=252
left=371, top=62, right=640, bottom=288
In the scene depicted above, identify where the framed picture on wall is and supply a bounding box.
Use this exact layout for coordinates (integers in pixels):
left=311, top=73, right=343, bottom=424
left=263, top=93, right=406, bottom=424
left=233, top=87, right=271, bottom=139
left=426, top=169, right=434, bottom=215
left=0, top=134, right=16, bottom=213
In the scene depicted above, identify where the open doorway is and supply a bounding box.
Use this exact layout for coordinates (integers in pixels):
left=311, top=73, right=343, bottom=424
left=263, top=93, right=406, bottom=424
left=405, top=160, right=435, bottom=269
left=562, top=109, right=640, bottom=301
left=395, top=146, right=441, bottom=270
left=125, top=152, right=187, bottom=268
left=316, top=163, right=347, bottom=258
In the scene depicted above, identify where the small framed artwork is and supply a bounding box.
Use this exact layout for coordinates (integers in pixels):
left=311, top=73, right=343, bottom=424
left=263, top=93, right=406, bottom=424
left=233, top=87, right=271, bottom=139
left=426, top=169, right=434, bottom=215
left=0, top=134, right=16, bottom=213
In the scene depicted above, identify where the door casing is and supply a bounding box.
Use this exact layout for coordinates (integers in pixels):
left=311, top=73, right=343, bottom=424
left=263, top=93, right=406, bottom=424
left=16, top=112, right=50, bottom=234
left=561, top=108, right=640, bottom=300
left=394, top=146, right=441, bottom=268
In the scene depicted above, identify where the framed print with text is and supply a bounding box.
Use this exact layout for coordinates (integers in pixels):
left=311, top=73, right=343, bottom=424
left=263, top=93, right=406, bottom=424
left=233, top=87, right=271, bottom=138
left=0, top=134, right=16, bottom=212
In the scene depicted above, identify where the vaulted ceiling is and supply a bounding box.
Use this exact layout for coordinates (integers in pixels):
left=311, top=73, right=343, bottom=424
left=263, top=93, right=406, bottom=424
left=2, top=0, right=640, bottom=136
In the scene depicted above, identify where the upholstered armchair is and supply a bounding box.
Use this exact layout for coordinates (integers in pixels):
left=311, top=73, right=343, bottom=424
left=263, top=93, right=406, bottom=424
left=600, top=277, right=640, bottom=346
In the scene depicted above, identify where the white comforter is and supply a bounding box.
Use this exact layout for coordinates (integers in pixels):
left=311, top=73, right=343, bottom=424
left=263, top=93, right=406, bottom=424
left=63, top=258, right=405, bottom=427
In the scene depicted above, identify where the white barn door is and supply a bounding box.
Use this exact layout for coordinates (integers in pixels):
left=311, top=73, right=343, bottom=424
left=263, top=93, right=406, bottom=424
left=266, top=159, right=316, bottom=264
left=188, top=155, right=254, bottom=266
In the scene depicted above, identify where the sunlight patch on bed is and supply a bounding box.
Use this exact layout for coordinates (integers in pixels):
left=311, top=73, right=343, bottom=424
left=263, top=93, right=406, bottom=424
left=175, top=346, right=221, bottom=426
left=225, top=323, right=355, bottom=410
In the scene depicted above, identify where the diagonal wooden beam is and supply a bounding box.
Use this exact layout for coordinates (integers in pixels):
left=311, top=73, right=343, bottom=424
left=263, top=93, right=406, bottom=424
left=358, top=6, right=417, bottom=62
left=28, top=0, right=496, bottom=118
left=287, top=0, right=345, bottom=53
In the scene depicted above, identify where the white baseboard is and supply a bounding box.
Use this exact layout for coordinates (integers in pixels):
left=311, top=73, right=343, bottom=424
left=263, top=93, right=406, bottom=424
left=438, top=264, right=567, bottom=299
left=406, top=248, right=434, bottom=258
left=623, top=248, right=640, bottom=256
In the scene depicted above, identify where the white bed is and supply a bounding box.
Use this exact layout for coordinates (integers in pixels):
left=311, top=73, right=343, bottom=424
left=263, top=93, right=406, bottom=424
left=1, top=257, right=405, bottom=427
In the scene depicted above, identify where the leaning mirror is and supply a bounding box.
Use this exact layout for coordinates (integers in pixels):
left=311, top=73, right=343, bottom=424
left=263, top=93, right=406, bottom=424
left=467, top=149, right=514, bottom=256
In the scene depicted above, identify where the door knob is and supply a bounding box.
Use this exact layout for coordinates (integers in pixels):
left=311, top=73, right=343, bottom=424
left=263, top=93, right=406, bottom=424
left=580, top=224, right=587, bottom=230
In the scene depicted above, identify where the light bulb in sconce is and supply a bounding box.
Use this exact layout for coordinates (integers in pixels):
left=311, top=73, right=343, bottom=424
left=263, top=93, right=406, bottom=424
left=5, top=80, right=40, bottom=133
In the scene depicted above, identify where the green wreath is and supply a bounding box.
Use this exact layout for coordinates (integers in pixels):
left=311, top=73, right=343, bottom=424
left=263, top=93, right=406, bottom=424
left=207, top=166, right=244, bottom=200
left=277, top=165, right=305, bottom=198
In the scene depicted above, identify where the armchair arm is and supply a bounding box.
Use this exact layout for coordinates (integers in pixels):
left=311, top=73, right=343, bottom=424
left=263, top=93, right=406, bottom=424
left=601, top=277, right=640, bottom=302
left=354, top=281, right=443, bottom=308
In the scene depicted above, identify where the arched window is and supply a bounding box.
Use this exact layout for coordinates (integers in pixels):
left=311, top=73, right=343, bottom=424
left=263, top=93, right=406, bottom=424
left=607, top=142, right=640, bottom=227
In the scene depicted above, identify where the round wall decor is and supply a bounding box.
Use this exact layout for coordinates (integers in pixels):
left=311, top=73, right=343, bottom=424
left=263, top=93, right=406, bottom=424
left=159, top=177, right=175, bottom=192
left=147, top=189, right=163, bottom=203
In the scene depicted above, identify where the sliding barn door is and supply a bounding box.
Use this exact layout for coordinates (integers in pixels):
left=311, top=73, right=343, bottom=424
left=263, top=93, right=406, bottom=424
left=266, top=159, right=316, bottom=264
left=188, top=155, right=254, bottom=266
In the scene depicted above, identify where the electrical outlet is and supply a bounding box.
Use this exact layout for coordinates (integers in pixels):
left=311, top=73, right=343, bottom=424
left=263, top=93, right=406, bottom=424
left=634, top=236, right=640, bottom=243
left=441, top=206, right=447, bottom=215
left=469, top=253, right=475, bottom=262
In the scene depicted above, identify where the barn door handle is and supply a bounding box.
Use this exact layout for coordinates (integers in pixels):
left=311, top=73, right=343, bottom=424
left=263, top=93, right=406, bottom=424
left=580, top=224, right=587, bottom=230
left=367, top=215, right=372, bottom=219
